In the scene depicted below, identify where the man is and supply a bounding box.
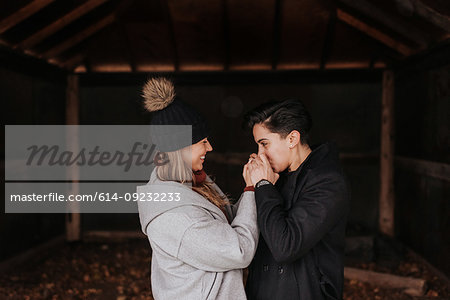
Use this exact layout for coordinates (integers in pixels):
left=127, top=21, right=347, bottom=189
left=243, top=99, right=350, bottom=300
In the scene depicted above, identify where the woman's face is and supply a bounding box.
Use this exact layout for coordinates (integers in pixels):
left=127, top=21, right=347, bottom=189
left=252, top=123, right=291, bottom=173
left=182, top=138, right=213, bottom=171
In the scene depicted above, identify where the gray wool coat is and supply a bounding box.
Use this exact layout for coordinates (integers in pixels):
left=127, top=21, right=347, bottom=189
left=137, top=170, right=259, bottom=300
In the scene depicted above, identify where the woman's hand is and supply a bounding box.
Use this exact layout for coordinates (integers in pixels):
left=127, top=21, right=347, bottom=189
left=243, top=158, right=254, bottom=187
left=247, top=154, right=279, bottom=186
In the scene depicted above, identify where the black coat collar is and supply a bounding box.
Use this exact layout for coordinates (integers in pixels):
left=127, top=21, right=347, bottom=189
left=276, top=141, right=340, bottom=208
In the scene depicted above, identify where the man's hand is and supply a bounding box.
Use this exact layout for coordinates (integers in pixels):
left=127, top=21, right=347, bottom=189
left=247, top=154, right=279, bottom=186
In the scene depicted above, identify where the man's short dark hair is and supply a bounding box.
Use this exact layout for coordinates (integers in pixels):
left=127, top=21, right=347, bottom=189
left=244, top=99, right=313, bottom=145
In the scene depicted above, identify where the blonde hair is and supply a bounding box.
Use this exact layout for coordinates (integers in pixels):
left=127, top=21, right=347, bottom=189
left=156, top=149, right=228, bottom=209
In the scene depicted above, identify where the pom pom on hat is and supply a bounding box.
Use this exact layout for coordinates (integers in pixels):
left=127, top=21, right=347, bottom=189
left=142, top=77, right=209, bottom=152
left=142, top=77, right=176, bottom=112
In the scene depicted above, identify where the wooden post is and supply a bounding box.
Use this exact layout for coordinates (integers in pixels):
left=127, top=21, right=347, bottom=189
left=379, top=70, right=395, bottom=237
left=66, top=74, right=81, bottom=241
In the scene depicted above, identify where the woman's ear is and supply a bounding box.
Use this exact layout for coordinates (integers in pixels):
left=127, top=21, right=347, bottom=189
left=288, top=130, right=301, bottom=148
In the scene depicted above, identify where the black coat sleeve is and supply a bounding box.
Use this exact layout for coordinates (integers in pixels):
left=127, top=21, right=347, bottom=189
left=255, top=169, right=348, bottom=263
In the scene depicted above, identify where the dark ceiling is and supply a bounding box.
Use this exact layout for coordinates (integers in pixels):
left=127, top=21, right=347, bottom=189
left=0, top=0, right=449, bottom=73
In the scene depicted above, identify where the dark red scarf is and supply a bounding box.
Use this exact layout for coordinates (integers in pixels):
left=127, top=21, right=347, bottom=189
left=193, top=169, right=231, bottom=224
left=193, top=169, right=207, bottom=185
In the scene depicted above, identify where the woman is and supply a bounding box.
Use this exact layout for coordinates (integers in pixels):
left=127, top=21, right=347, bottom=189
left=137, top=77, right=258, bottom=300
left=243, top=99, right=350, bottom=300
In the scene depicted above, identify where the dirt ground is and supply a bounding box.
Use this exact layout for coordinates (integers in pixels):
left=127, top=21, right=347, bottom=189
left=0, top=239, right=448, bottom=300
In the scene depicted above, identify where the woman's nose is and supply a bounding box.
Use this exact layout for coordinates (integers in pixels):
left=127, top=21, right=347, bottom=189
left=206, top=141, right=213, bottom=152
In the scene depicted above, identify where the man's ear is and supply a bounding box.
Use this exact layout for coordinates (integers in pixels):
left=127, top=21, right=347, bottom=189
left=288, top=130, right=301, bottom=147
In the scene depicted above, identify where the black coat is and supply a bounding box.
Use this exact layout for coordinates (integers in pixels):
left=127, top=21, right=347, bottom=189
left=245, top=142, right=350, bottom=300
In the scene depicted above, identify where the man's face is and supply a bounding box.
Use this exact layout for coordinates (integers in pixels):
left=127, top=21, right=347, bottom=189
left=252, top=123, right=291, bottom=173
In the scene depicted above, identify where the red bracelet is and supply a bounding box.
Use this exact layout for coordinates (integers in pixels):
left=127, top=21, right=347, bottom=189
left=244, top=186, right=255, bottom=192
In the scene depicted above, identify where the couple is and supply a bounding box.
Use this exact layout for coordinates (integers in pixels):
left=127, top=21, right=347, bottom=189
left=137, top=78, right=350, bottom=300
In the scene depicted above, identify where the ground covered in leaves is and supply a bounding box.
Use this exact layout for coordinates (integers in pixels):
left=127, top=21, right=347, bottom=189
left=0, top=239, right=448, bottom=299
left=344, top=251, right=450, bottom=300
left=0, top=240, right=152, bottom=300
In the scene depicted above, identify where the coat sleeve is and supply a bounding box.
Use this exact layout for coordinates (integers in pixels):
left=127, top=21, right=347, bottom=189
left=147, top=191, right=259, bottom=272
left=255, top=169, right=348, bottom=263
left=229, top=191, right=246, bottom=218
left=208, top=176, right=237, bottom=220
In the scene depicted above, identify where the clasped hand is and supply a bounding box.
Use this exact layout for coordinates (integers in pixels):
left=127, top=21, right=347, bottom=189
left=242, top=153, right=279, bottom=187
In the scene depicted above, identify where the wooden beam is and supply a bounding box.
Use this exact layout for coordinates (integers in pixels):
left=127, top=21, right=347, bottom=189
left=396, top=41, right=450, bottom=73
left=379, top=70, right=395, bottom=237
left=321, top=10, right=337, bottom=69
left=59, top=53, right=86, bottom=70
left=18, top=0, right=109, bottom=49
left=395, top=156, right=450, bottom=182
left=92, top=63, right=132, bottom=72
left=0, top=42, right=67, bottom=79
left=66, top=74, right=80, bottom=241
left=325, top=61, right=371, bottom=69
left=0, top=38, right=11, bottom=47
left=337, top=9, right=414, bottom=56
left=3, top=37, right=64, bottom=70
left=75, top=65, right=87, bottom=73
left=395, top=0, right=450, bottom=32
left=412, top=0, right=450, bottom=32
left=271, top=0, right=282, bottom=70
left=42, top=14, right=115, bottom=59
left=338, top=0, right=428, bottom=48
left=344, top=267, right=426, bottom=296
left=0, top=0, right=55, bottom=34
left=77, top=69, right=382, bottom=86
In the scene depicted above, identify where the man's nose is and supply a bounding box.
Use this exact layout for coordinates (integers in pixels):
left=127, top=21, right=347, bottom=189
left=257, top=146, right=264, bottom=156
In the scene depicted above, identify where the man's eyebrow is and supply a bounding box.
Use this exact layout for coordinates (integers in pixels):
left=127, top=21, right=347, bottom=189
left=257, top=138, right=268, bottom=143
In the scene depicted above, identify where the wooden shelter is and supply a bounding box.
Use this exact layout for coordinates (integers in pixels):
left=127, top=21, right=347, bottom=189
left=0, top=0, right=449, bottom=71
left=1, top=0, right=449, bottom=282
